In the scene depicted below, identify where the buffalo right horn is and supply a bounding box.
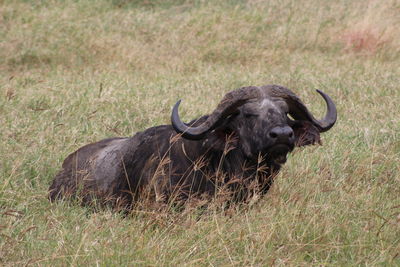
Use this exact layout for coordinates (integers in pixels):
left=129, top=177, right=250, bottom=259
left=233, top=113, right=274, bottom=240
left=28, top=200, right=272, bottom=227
left=263, top=85, right=337, bottom=132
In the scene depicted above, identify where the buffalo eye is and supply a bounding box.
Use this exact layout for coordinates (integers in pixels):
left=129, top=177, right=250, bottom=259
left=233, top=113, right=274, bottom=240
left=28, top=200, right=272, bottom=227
left=244, top=113, right=259, bottom=118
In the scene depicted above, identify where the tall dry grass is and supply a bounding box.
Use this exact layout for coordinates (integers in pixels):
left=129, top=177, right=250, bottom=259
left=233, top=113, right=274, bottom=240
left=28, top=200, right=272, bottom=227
left=1, top=0, right=399, bottom=265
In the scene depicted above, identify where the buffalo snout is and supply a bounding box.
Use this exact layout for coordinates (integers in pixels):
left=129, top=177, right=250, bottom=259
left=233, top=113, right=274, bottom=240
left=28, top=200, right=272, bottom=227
left=268, top=126, right=295, bottom=144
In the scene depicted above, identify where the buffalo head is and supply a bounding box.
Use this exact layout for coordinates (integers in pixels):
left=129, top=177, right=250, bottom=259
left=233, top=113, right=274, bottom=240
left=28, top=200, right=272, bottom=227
left=172, top=85, right=337, bottom=165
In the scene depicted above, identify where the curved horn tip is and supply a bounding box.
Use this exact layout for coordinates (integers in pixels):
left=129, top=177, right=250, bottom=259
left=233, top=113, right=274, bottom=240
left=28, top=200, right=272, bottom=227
left=173, top=99, right=182, bottom=108
left=315, top=89, right=337, bottom=132
left=171, top=99, right=183, bottom=129
left=315, top=89, right=334, bottom=102
left=171, top=100, right=182, bottom=120
left=316, top=89, right=326, bottom=96
left=171, top=99, right=206, bottom=140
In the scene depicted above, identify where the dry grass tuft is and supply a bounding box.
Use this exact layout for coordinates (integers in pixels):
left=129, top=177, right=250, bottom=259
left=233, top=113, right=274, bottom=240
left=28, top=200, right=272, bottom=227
left=341, top=27, right=389, bottom=54
left=338, top=0, right=400, bottom=55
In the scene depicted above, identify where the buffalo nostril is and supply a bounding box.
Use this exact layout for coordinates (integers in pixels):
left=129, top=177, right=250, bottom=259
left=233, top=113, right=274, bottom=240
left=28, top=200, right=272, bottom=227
left=269, top=126, right=294, bottom=141
left=269, top=132, right=278, bottom=139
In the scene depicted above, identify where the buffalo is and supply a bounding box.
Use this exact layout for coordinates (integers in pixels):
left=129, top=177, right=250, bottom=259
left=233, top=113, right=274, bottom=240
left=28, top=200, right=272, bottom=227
left=49, top=85, right=337, bottom=210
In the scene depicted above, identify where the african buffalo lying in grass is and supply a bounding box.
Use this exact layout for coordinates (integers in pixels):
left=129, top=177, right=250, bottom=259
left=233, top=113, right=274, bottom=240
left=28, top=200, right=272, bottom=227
left=49, top=85, right=337, bottom=210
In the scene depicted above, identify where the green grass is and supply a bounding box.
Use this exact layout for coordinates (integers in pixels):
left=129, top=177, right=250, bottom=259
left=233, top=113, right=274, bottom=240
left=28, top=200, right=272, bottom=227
left=1, top=0, right=400, bottom=265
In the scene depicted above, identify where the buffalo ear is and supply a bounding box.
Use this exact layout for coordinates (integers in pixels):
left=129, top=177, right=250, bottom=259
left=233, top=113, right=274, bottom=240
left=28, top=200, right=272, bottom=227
left=202, top=114, right=240, bottom=151
left=292, top=120, right=321, bottom=147
left=202, top=127, right=239, bottom=152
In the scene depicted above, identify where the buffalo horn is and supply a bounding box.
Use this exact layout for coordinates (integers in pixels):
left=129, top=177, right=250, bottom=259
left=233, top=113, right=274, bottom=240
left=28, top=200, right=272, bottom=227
left=171, top=86, right=260, bottom=140
left=265, top=85, right=337, bottom=132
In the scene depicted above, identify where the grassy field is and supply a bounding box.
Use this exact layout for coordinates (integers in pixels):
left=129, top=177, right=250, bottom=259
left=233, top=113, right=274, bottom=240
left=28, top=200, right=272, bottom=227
left=1, top=0, right=400, bottom=265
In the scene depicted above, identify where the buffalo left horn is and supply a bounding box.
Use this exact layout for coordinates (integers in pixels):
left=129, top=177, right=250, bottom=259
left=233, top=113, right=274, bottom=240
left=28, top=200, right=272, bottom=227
left=171, top=86, right=260, bottom=140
